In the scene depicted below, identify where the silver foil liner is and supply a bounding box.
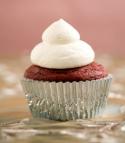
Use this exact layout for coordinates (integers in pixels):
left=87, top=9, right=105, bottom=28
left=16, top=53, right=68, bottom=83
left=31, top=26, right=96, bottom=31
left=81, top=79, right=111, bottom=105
left=21, top=75, right=112, bottom=121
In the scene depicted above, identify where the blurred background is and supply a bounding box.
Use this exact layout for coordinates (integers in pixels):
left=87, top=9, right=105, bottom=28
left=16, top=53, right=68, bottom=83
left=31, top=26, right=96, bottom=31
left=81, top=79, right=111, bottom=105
left=0, top=0, right=125, bottom=123
left=0, top=0, right=125, bottom=56
left=1, top=1, right=125, bottom=142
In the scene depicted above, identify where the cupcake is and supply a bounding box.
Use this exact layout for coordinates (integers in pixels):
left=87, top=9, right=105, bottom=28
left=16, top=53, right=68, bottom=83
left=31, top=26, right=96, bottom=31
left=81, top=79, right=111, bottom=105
left=21, top=19, right=112, bottom=121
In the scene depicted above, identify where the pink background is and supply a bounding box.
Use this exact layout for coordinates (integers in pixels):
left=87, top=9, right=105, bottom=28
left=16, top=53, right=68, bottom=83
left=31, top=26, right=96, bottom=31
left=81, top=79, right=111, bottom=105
left=0, top=0, right=125, bottom=56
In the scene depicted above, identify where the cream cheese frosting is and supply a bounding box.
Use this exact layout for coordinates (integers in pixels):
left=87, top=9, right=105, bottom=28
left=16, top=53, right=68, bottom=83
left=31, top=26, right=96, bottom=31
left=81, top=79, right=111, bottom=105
left=31, top=19, right=95, bottom=69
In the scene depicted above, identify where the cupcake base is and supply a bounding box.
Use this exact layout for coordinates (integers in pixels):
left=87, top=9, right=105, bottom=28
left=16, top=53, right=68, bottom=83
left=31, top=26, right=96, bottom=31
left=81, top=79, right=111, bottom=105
left=24, top=62, right=108, bottom=82
left=21, top=75, right=112, bottom=121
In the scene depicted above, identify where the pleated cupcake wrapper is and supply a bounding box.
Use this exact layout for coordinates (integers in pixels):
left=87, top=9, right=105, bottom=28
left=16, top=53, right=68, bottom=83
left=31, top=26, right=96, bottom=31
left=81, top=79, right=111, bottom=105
left=21, top=75, right=112, bottom=121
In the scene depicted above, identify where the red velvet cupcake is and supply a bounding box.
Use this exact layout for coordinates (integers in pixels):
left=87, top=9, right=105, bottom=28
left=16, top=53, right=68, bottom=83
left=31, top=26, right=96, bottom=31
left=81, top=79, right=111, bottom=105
left=21, top=19, right=112, bottom=121
left=24, top=62, right=108, bottom=82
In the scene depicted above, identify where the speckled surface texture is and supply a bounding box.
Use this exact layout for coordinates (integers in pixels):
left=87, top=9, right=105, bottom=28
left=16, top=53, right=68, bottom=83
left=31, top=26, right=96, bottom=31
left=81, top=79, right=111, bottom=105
left=0, top=55, right=125, bottom=143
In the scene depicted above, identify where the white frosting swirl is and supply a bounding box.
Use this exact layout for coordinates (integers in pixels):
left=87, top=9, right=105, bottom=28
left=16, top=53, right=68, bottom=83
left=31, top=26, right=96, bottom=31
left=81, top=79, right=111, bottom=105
left=31, top=19, right=95, bottom=69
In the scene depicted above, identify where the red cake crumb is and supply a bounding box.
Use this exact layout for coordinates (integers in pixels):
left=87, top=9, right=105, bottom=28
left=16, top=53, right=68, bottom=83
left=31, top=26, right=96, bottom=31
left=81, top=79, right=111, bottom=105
left=24, top=62, right=108, bottom=82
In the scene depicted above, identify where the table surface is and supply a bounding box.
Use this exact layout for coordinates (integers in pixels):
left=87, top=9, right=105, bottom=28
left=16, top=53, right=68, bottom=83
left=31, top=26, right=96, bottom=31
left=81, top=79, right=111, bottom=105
left=0, top=55, right=125, bottom=143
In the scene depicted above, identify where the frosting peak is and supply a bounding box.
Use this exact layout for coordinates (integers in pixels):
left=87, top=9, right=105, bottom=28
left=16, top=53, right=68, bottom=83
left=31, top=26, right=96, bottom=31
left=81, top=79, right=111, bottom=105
left=42, top=19, right=80, bottom=44
left=31, top=19, right=95, bottom=69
